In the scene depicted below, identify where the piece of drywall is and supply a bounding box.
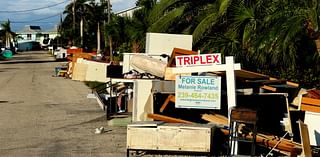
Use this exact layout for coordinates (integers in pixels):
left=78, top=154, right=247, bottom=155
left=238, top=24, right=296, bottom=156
left=146, top=33, right=192, bottom=56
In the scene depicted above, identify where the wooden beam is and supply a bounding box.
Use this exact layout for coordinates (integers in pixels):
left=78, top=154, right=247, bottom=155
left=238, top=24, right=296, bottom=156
left=147, top=113, right=194, bottom=124
left=167, top=48, right=198, bottom=67
left=301, top=97, right=320, bottom=113
left=171, top=63, right=241, bottom=74
left=298, top=120, right=312, bottom=157
left=301, top=97, right=320, bottom=106
left=159, top=95, right=175, bottom=113
left=301, top=104, right=320, bottom=113
left=201, top=114, right=228, bottom=125
left=261, top=85, right=277, bottom=92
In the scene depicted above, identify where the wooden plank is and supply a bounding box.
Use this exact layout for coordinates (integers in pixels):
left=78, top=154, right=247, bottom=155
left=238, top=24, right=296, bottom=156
left=164, top=67, right=191, bottom=80
left=301, top=104, right=320, bottom=113
left=201, top=114, right=228, bottom=125
left=261, top=85, right=277, bottom=92
left=298, top=120, right=312, bottom=157
left=301, top=97, right=320, bottom=106
left=219, top=128, right=301, bottom=154
left=245, top=79, right=287, bottom=85
left=127, top=127, right=158, bottom=150
left=159, top=95, right=175, bottom=113
left=127, top=122, right=214, bottom=152
left=157, top=125, right=212, bottom=152
left=167, top=48, right=198, bottom=67
left=235, top=69, right=269, bottom=80
left=301, top=97, right=320, bottom=113
left=147, top=113, right=194, bottom=124
left=286, top=81, right=299, bottom=87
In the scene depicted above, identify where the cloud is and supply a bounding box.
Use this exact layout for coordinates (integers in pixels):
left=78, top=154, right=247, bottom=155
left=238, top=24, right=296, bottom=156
left=0, top=0, right=136, bottom=31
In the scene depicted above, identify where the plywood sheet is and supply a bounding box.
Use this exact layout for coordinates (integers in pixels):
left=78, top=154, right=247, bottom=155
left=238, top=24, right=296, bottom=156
left=157, top=126, right=211, bottom=152
left=304, top=111, right=320, bottom=146
left=72, top=63, right=88, bottom=81
left=127, top=127, right=158, bottom=150
left=146, top=33, right=192, bottom=56
left=83, top=60, right=108, bottom=82
left=127, top=123, right=214, bottom=152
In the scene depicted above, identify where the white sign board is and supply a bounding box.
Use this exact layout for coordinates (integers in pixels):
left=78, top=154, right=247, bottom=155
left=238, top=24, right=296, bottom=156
left=175, top=76, right=221, bottom=109
left=145, top=33, right=192, bottom=56
left=176, top=54, right=221, bottom=67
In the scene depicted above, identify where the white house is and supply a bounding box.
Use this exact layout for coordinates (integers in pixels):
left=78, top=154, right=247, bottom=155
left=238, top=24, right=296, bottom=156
left=16, top=25, right=42, bottom=42
left=116, top=6, right=141, bottom=18
left=16, top=25, right=59, bottom=43
left=16, top=25, right=59, bottom=51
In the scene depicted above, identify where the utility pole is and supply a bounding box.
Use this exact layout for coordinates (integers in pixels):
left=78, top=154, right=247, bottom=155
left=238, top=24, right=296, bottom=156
left=107, top=0, right=113, bottom=61
left=72, top=0, right=76, bottom=45
left=80, top=16, right=83, bottom=48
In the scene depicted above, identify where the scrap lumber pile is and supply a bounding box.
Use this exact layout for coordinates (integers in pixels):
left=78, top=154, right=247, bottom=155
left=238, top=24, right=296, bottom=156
left=300, top=89, right=320, bottom=113
left=124, top=47, right=314, bottom=156
left=147, top=113, right=301, bottom=155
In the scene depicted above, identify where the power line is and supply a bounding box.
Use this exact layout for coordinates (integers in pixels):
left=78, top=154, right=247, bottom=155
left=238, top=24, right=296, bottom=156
left=2, top=13, right=62, bottom=23
left=0, top=0, right=68, bottom=13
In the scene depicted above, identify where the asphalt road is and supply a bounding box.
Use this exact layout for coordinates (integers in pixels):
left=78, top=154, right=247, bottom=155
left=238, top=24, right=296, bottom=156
left=0, top=51, right=127, bottom=157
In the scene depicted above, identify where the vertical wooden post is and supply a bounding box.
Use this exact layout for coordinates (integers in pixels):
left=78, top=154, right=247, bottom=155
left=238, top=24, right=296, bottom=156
left=225, top=56, right=237, bottom=112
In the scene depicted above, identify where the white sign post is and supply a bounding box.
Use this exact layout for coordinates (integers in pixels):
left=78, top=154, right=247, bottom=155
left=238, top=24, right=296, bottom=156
left=172, top=56, right=240, bottom=112
left=172, top=56, right=241, bottom=155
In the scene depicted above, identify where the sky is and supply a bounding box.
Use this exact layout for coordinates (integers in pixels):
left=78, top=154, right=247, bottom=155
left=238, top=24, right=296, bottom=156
left=0, top=0, right=137, bottom=31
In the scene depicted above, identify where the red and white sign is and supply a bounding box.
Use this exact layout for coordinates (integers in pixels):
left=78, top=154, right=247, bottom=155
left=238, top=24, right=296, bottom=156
left=175, top=54, right=221, bottom=67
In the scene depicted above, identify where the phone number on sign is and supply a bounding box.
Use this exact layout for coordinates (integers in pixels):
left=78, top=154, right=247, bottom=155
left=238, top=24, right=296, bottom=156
left=177, top=92, right=219, bottom=100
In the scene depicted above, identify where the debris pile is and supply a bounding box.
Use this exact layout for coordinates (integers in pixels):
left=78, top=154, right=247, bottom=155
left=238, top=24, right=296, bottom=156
left=54, top=33, right=319, bottom=156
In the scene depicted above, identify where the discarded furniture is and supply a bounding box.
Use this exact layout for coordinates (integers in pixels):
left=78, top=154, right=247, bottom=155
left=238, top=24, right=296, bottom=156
left=149, top=113, right=302, bottom=155
left=127, top=122, right=218, bottom=156
left=229, top=108, right=258, bottom=156
left=130, top=54, right=167, bottom=78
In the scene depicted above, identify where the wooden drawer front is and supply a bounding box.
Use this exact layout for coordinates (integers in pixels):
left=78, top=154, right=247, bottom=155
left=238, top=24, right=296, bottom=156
left=127, top=127, right=158, bottom=150
left=157, top=126, right=211, bottom=152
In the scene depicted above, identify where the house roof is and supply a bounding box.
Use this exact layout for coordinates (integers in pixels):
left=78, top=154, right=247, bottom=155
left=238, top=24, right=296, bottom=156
left=17, top=25, right=42, bottom=34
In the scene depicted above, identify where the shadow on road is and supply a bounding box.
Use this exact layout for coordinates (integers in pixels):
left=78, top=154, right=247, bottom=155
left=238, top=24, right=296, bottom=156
left=0, top=60, right=65, bottom=64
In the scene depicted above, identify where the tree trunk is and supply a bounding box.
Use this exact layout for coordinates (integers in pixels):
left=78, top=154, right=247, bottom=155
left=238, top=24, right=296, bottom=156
left=107, top=0, right=113, bottom=61
left=5, top=33, right=10, bottom=48
left=97, top=22, right=101, bottom=54
left=80, top=17, right=83, bottom=48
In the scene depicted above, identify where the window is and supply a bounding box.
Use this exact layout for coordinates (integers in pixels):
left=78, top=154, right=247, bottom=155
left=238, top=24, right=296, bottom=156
left=44, top=34, right=49, bottom=39
left=27, top=34, right=32, bottom=40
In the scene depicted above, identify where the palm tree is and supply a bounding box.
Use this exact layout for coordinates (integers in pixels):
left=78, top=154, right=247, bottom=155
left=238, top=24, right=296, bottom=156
left=0, top=20, right=15, bottom=49
left=136, top=0, right=319, bottom=87
left=62, top=0, right=94, bottom=47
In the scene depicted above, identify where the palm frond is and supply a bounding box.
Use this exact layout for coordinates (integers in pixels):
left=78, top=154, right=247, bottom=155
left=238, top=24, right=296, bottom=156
left=218, top=0, right=231, bottom=16
left=148, top=0, right=182, bottom=24
left=192, top=13, right=218, bottom=45
left=148, top=6, right=185, bottom=32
